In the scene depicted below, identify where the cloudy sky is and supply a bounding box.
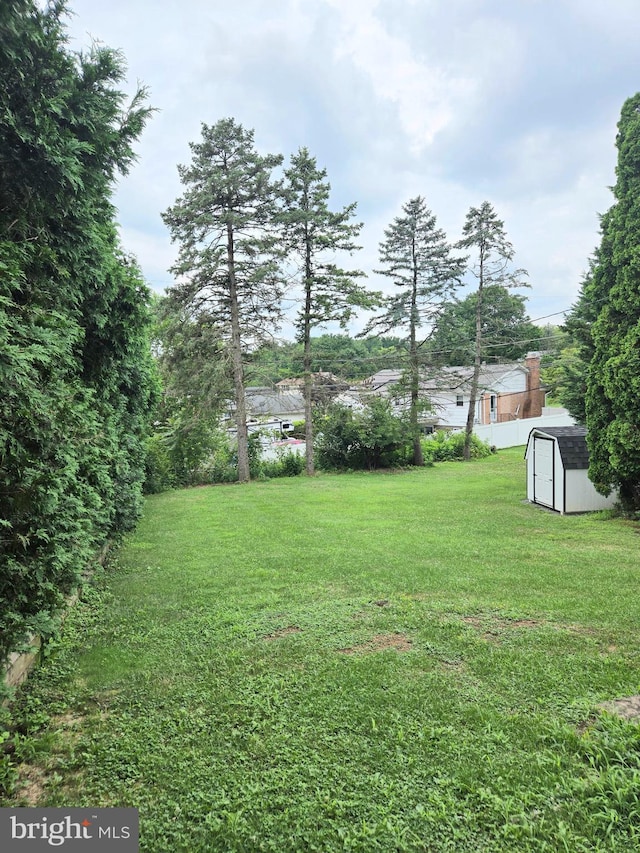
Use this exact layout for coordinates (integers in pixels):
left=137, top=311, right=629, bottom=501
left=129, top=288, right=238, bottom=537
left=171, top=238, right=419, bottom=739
left=63, top=0, right=640, bottom=336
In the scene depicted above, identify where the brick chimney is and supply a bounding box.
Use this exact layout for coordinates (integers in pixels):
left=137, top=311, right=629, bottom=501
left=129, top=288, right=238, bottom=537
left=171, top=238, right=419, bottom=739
left=525, top=352, right=543, bottom=416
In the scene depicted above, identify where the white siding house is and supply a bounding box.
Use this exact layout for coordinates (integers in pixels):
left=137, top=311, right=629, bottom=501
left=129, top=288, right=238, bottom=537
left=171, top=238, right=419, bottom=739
left=359, top=355, right=544, bottom=431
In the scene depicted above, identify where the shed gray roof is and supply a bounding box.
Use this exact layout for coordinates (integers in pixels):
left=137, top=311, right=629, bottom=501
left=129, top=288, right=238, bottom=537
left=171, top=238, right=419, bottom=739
left=529, top=426, right=589, bottom=470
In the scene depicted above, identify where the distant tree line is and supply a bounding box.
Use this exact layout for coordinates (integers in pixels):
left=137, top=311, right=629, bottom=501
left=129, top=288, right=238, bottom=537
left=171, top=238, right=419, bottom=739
left=0, top=1, right=156, bottom=663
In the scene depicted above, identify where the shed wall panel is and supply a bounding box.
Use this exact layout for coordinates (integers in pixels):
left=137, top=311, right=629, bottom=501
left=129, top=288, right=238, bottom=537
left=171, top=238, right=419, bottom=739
left=564, top=470, right=618, bottom=514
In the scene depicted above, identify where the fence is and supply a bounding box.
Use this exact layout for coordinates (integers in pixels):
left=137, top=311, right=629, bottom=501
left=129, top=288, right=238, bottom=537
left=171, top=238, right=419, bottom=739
left=473, top=411, right=577, bottom=449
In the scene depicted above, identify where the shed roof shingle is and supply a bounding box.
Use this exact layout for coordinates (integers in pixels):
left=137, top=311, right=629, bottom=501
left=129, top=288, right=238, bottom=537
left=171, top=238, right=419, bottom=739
left=531, top=426, right=590, bottom=469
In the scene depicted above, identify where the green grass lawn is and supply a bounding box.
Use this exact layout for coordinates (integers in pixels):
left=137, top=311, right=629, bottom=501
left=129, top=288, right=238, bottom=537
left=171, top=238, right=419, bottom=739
left=4, top=448, right=640, bottom=851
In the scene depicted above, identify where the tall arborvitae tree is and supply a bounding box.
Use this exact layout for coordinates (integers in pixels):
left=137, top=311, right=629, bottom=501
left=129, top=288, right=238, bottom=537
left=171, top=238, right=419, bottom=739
left=585, top=94, right=640, bottom=510
left=281, top=148, right=373, bottom=475
left=163, top=119, right=284, bottom=483
left=363, top=197, right=466, bottom=466
left=0, top=0, right=154, bottom=661
left=545, top=261, right=599, bottom=424
left=456, top=202, right=527, bottom=460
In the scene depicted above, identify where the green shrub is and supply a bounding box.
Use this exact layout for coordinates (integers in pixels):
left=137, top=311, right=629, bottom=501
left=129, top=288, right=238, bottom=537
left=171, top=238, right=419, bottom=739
left=0, top=3, right=154, bottom=663
left=260, top=448, right=305, bottom=479
left=314, top=399, right=413, bottom=471
left=290, top=420, right=306, bottom=440
left=422, top=430, right=493, bottom=463
left=144, top=433, right=176, bottom=494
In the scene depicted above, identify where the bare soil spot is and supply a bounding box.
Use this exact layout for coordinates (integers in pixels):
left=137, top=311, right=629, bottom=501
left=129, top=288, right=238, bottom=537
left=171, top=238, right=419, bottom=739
left=598, top=695, right=640, bottom=723
left=576, top=715, right=598, bottom=736
left=14, top=766, right=47, bottom=806
left=460, top=614, right=545, bottom=645
left=338, top=633, right=412, bottom=655
left=264, top=625, right=302, bottom=640
left=439, top=659, right=467, bottom=674
left=462, top=614, right=544, bottom=638
left=48, top=711, right=86, bottom=745
left=567, top=624, right=600, bottom=637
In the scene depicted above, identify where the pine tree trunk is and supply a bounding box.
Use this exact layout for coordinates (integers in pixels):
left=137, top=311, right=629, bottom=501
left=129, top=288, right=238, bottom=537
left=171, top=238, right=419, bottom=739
left=227, top=221, right=250, bottom=482
left=410, top=248, right=424, bottom=466
left=303, top=245, right=315, bottom=476
left=464, top=253, right=484, bottom=460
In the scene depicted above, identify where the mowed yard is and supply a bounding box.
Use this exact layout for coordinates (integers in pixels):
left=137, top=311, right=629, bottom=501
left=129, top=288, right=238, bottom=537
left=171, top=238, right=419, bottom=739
left=4, top=447, right=640, bottom=851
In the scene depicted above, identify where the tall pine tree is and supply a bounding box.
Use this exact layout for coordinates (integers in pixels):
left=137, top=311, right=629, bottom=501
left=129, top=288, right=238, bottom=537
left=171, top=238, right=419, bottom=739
left=364, top=197, right=465, bottom=466
left=585, top=93, right=640, bottom=510
left=163, top=119, right=284, bottom=482
left=281, top=148, right=373, bottom=475
left=456, top=202, right=527, bottom=460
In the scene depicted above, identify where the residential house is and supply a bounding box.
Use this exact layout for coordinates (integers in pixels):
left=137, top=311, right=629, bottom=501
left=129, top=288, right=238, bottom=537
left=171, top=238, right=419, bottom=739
left=224, top=386, right=305, bottom=436
left=245, top=387, right=305, bottom=425
left=358, top=353, right=544, bottom=431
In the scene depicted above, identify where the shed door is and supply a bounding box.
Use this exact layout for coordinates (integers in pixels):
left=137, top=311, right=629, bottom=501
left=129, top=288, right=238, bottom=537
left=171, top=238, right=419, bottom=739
left=533, top=436, right=554, bottom=509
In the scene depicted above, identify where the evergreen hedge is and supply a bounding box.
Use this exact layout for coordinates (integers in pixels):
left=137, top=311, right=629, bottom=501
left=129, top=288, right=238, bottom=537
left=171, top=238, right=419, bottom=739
left=0, top=1, right=156, bottom=664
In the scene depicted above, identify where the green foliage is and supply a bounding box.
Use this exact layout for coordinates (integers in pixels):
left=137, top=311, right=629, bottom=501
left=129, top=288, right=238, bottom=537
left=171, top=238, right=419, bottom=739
left=144, top=426, right=305, bottom=489
left=456, top=201, right=528, bottom=459
left=541, top=339, right=587, bottom=421
left=428, top=286, right=543, bottom=366
left=281, top=148, right=371, bottom=333
left=0, top=1, right=154, bottom=661
left=544, top=266, right=600, bottom=424
left=422, top=430, right=493, bottom=463
left=314, top=398, right=413, bottom=470
left=248, top=334, right=404, bottom=385
left=143, top=433, right=176, bottom=494
left=585, top=94, right=640, bottom=510
left=258, top=447, right=305, bottom=479
left=280, top=147, right=376, bottom=474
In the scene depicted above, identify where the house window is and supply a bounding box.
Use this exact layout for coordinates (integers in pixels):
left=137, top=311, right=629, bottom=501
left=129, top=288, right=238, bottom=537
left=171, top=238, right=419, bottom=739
left=490, top=394, right=497, bottom=422
left=456, top=395, right=464, bottom=407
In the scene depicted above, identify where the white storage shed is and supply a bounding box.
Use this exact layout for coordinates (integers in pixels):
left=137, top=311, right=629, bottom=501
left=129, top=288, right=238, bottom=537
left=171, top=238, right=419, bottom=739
left=525, top=426, right=618, bottom=514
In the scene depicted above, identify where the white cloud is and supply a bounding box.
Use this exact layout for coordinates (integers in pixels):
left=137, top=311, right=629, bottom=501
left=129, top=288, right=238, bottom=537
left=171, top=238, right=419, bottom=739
left=324, top=0, right=475, bottom=152
left=60, top=0, right=637, bottom=328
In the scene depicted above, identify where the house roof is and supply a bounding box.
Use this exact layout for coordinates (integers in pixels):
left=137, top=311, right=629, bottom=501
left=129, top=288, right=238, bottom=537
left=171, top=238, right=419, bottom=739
left=362, top=362, right=528, bottom=395
left=245, top=388, right=304, bottom=416
left=529, top=426, right=589, bottom=469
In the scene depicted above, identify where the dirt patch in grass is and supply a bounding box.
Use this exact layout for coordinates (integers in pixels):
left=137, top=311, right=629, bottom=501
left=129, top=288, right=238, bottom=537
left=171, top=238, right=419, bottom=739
left=463, top=615, right=543, bottom=630
left=264, top=626, right=302, bottom=640
left=13, top=765, right=47, bottom=806
left=462, top=614, right=544, bottom=643
left=353, top=599, right=392, bottom=620
left=598, top=695, right=640, bottom=723
left=566, top=624, right=600, bottom=637
left=338, top=633, right=412, bottom=655
left=439, top=659, right=467, bottom=674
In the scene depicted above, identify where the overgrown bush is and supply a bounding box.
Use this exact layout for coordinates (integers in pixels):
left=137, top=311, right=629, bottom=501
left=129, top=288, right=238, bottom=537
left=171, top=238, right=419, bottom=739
left=422, top=430, right=493, bottom=463
left=146, top=427, right=306, bottom=488
left=144, top=433, right=176, bottom=494
left=314, top=399, right=413, bottom=471
left=260, top=448, right=305, bottom=479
